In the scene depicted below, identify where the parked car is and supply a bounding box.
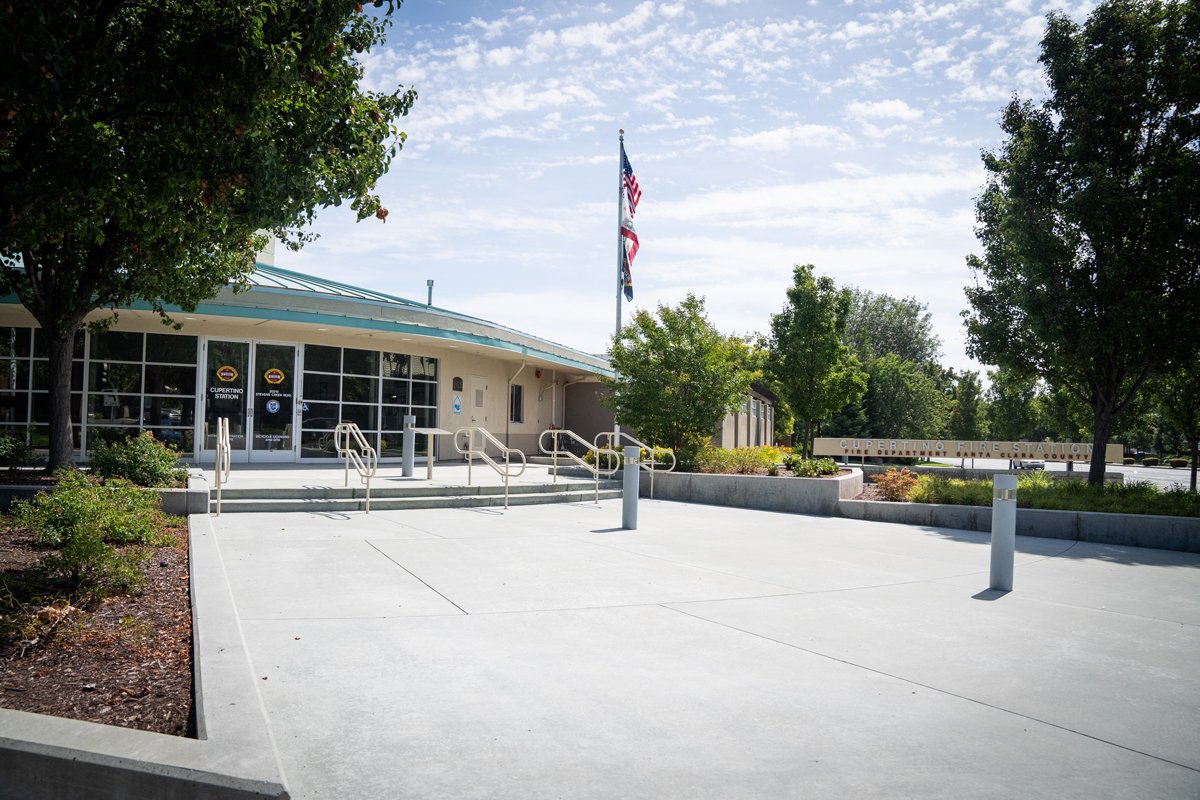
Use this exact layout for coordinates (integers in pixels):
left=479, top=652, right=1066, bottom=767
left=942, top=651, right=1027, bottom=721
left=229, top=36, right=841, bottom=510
left=1012, top=458, right=1044, bottom=470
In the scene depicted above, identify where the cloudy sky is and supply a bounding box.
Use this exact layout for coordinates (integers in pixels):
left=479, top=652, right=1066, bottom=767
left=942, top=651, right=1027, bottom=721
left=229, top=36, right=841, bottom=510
left=275, top=0, right=1092, bottom=373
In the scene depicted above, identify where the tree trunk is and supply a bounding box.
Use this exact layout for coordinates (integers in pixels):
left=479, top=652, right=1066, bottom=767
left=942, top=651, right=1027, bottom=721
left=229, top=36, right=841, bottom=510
left=1189, top=438, right=1198, bottom=493
left=1088, top=405, right=1115, bottom=487
left=45, top=327, right=81, bottom=471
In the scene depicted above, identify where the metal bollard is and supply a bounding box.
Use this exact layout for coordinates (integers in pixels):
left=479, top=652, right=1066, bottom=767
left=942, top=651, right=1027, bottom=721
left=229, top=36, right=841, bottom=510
left=622, top=445, right=639, bottom=530
left=401, top=414, right=417, bottom=477
left=989, top=474, right=1018, bottom=591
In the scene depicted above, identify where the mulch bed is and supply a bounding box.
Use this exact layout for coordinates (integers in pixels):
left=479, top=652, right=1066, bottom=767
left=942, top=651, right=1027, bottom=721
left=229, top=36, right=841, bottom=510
left=0, top=522, right=195, bottom=738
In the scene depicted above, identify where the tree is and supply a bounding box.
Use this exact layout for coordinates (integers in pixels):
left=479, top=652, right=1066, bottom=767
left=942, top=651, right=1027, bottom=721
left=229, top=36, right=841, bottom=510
left=947, top=370, right=987, bottom=441
left=1150, top=359, right=1200, bottom=491
left=863, top=354, right=950, bottom=440
left=985, top=368, right=1041, bottom=441
left=843, top=289, right=942, bottom=366
left=0, top=2, right=417, bottom=468
left=767, top=264, right=867, bottom=458
left=603, top=294, right=750, bottom=469
left=963, top=0, right=1200, bottom=485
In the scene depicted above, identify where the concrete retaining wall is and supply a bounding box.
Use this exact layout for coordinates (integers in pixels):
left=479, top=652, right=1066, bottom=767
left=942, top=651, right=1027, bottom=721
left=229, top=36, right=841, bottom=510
left=0, top=514, right=290, bottom=799
left=837, top=499, right=1200, bottom=554
left=0, top=470, right=208, bottom=516
left=641, top=468, right=862, bottom=516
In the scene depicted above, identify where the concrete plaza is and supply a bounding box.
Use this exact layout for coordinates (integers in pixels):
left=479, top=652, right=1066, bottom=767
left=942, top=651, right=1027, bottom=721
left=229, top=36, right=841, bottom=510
left=209, top=498, right=1200, bottom=799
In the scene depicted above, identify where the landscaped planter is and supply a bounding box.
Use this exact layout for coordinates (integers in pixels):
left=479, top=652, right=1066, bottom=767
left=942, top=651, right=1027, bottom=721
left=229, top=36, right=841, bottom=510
left=837, top=499, right=1200, bottom=554
left=0, top=470, right=209, bottom=515
left=641, top=468, right=862, bottom=516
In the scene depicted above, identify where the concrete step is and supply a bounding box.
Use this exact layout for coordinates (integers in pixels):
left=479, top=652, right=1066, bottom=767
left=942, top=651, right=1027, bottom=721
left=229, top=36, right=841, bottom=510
left=211, top=480, right=621, bottom=501
left=210, top=488, right=624, bottom=513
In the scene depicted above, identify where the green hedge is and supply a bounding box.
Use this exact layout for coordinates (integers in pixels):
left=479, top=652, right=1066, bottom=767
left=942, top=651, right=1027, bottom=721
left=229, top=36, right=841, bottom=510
left=907, top=472, right=1199, bottom=517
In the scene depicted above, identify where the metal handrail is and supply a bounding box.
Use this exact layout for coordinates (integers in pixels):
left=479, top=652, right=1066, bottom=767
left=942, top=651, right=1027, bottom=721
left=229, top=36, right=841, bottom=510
left=594, top=431, right=676, bottom=499
left=453, top=426, right=527, bottom=509
left=538, top=429, right=620, bottom=505
left=214, top=416, right=232, bottom=516
left=334, top=422, right=379, bottom=512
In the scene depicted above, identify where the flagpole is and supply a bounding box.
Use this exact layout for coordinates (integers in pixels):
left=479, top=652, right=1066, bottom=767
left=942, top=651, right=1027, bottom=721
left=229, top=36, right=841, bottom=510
left=615, top=129, right=625, bottom=340
left=614, top=129, right=625, bottom=441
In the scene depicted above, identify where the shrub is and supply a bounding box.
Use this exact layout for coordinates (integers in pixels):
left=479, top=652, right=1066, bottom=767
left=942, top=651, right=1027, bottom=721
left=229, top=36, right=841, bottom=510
left=1123, top=457, right=1135, bottom=465
left=784, top=454, right=839, bottom=477
left=910, top=475, right=994, bottom=506
left=11, top=470, right=176, bottom=599
left=88, top=431, right=186, bottom=487
left=1168, top=458, right=1189, bottom=469
left=0, top=431, right=39, bottom=468
left=1141, top=457, right=1160, bottom=467
left=871, top=468, right=919, bottom=501
left=12, top=470, right=172, bottom=549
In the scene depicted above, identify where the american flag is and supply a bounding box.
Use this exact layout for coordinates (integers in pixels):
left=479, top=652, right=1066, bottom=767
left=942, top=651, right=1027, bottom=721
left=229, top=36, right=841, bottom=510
left=620, top=207, right=638, bottom=300
left=621, top=145, right=641, bottom=216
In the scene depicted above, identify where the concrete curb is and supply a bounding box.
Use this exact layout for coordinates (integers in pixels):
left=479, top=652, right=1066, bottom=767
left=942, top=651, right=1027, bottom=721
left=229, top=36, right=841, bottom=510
left=0, top=513, right=290, bottom=799
left=639, top=468, right=863, bottom=516
left=837, top=499, right=1200, bottom=554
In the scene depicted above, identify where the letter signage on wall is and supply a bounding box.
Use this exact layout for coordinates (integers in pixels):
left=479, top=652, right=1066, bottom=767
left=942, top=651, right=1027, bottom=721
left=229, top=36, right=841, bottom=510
left=812, top=438, right=1124, bottom=463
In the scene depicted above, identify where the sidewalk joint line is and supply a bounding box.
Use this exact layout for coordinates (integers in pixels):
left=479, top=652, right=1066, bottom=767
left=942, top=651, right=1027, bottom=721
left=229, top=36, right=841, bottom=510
left=662, top=604, right=1200, bottom=775
left=365, top=540, right=470, bottom=615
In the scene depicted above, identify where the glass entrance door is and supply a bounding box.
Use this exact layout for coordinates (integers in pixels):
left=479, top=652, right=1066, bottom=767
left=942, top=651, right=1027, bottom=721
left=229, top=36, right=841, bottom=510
left=202, top=339, right=297, bottom=462
left=250, top=342, right=296, bottom=460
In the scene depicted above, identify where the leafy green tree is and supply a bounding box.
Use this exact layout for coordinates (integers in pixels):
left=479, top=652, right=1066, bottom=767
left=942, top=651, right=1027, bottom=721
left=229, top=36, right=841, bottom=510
left=0, top=1, right=416, bottom=468
left=864, top=354, right=950, bottom=440
left=947, top=370, right=987, bottom=441
left=963, top=0, right=1200, bottom=485
left=767, top=264, right=867, bottom=457
left=843, top=289, right=942, bottom=366
left=603, top=294, right=750, bottom=469
left=1150, top=359, right=1200, bottom=491
left=984, top=368, right=1041, bottom=441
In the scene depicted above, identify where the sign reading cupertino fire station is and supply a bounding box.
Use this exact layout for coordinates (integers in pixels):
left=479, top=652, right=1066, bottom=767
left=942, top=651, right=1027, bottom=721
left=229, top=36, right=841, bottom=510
left=813, top=438, right=1123, bottom=463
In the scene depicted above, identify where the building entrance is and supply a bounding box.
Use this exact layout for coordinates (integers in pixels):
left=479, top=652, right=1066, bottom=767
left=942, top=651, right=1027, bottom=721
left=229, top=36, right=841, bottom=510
left=201, top=339, right=297, bottom=463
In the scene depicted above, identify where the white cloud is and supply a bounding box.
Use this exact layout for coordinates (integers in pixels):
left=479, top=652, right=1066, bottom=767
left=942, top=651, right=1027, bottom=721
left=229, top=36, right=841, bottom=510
left=846, top=99, right=924, bottom=121
left=730, top=124, right=855, bottom=152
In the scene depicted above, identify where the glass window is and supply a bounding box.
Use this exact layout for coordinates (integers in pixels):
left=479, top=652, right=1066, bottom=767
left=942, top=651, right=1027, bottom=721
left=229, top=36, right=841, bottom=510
left=301, top=402, right=339, bottom=429
left=89, top=362, right=143, bottom=393
left=33, top=361, right=84, bottom=392
left=89, top=330, right=144, bottom=362
left=342, top=375, right=378, bottom=404
left=303, top=373, right=339, bottom=401
left=381, top=379, right=408, bottom=406
left=300, top=429, right=339, bottom=459
left=85, top=393, right=141, bottom=424
left=145, top=427, right=194, bottom=452
left=339, top=403, right=377, bottom=430
left=0, top=328, right=32, bottom=358
left=343, top=348, right=379, bottom=376
left=412, top=356, right=437, bottom=380
left=509, top=384, right=523, bottom=424
left=411, top=381, right=434, bottom=407
left=381, top=352, right=409, bottom=378
left=146, top=333, right=198, bottom=365
left=381, top=406, right=409, bottom=430
left=33, top=392, right=83, bottom=423
left=144, top=364, right=195, bottom=395
left=33, top=329, right=84, bottom=358
left=142, top=397, right=195, bottom=428
left=0, top=360, right=29, bottom=391
left=304, top=344, right=341, bottom=374
left=0, top=395, right=29, bottom=424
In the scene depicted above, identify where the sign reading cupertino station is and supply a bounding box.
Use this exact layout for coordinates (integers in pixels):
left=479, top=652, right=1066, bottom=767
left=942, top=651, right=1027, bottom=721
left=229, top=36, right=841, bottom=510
left=813, top=438, right=1123, bottom=463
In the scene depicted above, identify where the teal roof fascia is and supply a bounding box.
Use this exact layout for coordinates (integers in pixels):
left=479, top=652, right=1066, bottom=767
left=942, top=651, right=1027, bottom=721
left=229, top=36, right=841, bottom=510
left=125, top=297, right=615, bottom=377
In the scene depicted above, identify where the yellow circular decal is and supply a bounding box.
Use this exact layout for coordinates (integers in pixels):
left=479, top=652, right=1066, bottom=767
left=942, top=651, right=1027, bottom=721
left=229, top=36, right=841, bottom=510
left=216, top=365, right=238, bottom=382
left=264, top=368, right=286, bottom=385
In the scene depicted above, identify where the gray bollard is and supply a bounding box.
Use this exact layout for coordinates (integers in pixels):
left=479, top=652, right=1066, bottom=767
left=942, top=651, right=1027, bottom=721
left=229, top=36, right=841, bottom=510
left=401, top=414, right=417, bottom=477
left=989, top=473, right=1018, bottom=591
left=622, top=445, right=639, bottom=530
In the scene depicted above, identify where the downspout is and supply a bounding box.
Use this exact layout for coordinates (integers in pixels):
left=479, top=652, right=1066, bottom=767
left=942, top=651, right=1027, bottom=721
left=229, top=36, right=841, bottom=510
left=506, top=362, right=527, bottom=447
